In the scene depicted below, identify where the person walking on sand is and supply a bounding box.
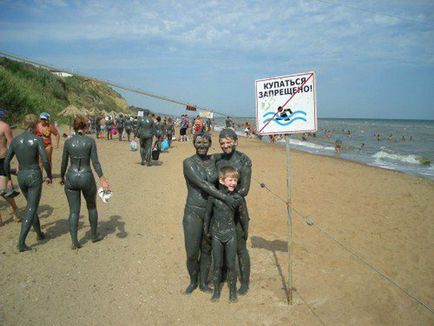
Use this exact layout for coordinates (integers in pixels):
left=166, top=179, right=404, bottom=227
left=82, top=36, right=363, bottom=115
left=35, top=112, right=59, bottom=174
left=125, top=116, right=133, bottom=142
left=166, top=117, right=174, bottom=147
left=116, top=114, right=125, bottom=141
left=106, top=116, right=114, bottom=140
left=153, top=116, right=164, bottom=153
left=4, top=114, right=52, bottom=252
left=60, top=116, right=110, bottom=249
left=136, top=109, right=155, bottom=166
left=180, top=114, right=189, bottom=142
left=0, top=108, right=20, bottom=225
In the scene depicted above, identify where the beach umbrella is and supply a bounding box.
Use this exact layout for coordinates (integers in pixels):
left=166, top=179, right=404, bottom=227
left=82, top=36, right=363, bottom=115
left=99, top=109, right=108, bottom=116
left=58, top=105, right=82, bottom=131
left=80, top=107, right=91, bottom=116
left=87, top=107, right=98, bottom=116
left=108, top=111, right=120, bottom=120
left=58, top=104, right=82, bottom=117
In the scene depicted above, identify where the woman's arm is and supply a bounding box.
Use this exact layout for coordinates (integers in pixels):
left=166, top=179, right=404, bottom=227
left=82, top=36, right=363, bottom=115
left=183, top=158, right=238, bottom=209
left=90, top=139, right=110, bottom=191
left=203, top=198, right=213, bottom=238
left=60, top=139, right=69, bottom=180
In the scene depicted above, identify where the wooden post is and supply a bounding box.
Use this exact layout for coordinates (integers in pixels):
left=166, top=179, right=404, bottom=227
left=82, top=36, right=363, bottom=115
left=285, top=134, right=293, bottom=304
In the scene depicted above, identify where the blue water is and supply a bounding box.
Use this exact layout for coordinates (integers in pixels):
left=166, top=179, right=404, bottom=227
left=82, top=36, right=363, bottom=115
left=215, top=118, right=434, bottom=180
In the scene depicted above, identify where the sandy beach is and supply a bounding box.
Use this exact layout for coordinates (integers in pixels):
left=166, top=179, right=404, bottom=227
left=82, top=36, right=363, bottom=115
left=0, top=127, right=433, bottom=325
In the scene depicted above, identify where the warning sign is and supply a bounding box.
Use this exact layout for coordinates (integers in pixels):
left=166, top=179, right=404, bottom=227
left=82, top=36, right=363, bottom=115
left=255, top=71, right=317, bottom=135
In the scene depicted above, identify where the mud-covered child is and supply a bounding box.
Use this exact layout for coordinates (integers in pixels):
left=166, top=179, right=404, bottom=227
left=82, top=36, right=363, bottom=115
left=204, top=165, right=248, bottom=302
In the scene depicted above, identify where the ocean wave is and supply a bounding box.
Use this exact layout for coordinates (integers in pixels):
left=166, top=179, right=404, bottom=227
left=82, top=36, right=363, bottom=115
left=372, top=151, right=431, bottom=165
left=278, top=138, right=335, bottom=151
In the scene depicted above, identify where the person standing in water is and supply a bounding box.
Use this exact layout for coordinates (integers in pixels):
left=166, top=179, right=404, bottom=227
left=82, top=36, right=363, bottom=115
left=4, top=114, right=52, bottom=252
left=60, top=116, right=110, bottom=249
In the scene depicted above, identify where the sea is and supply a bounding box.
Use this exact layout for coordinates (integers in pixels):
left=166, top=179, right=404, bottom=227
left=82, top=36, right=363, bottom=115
left=214, top=118, right=434, bottom=181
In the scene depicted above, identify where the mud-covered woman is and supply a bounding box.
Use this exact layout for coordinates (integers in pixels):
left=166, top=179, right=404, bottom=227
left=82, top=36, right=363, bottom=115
left=4, top=114, right=52, bottom=252
left=60, top=116, right=110, bottom=249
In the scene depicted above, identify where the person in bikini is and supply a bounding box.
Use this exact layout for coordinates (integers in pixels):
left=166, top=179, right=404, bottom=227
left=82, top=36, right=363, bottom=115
left=35, top=112, right=59, bottom=174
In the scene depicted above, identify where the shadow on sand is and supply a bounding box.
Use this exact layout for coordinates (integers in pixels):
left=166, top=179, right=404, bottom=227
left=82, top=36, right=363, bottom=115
left=43, top=214, right=127, bottom=246
left=38, top=204, right=55, bottom=219
left=251, top=236, right=290, bottom=303
left=81, top=214, right=127, bottom=244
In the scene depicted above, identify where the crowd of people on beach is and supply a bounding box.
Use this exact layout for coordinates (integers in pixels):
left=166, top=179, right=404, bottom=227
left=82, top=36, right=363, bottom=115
left=1, top=107, right=254, bottom=303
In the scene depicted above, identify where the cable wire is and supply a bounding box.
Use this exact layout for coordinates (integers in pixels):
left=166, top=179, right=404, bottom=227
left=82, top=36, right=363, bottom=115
left=255, top=177, right=434, bottom=315
left=0, top=50, right=242, bottom=119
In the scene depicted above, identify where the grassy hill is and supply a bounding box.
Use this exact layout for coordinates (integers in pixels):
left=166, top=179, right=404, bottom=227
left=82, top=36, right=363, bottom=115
left=0, top=57, right=129, bottom=123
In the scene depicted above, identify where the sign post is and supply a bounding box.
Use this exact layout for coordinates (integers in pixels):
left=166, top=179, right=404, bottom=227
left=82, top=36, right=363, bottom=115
left=255, top=71, right=317, bottom=305
left=285, top=134, right=292, bottom=304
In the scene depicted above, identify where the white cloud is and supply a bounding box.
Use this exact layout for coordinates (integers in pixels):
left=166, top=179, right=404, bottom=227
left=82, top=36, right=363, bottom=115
left=0, top=0, right=433, bottom=66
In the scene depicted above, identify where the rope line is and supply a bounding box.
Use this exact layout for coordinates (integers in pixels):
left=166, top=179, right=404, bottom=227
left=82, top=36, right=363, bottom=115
left=254, top=177, right=434, bottom=315
left=295, top=289, right=326, bottom=326
left=0, top=50, right=240, bottom=119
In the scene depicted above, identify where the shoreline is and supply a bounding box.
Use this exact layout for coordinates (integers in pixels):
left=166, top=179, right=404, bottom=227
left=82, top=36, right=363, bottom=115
left=221, top=128, right=434, bottom=182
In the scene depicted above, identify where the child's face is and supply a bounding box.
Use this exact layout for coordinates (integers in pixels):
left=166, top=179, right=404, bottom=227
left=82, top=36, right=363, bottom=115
left=220, top=176, right=238, bottom=192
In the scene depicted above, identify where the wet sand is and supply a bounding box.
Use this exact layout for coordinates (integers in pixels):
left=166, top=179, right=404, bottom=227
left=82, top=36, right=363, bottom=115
left=0, top=128, right=433, bottom=325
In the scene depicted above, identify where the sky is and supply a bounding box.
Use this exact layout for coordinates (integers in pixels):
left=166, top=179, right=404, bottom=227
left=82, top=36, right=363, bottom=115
left=1, top=0, right=433, bottom=119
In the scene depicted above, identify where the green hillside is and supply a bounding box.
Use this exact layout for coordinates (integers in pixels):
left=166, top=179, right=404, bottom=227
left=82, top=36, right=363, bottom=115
left=0, top=57, right=129, bottom=123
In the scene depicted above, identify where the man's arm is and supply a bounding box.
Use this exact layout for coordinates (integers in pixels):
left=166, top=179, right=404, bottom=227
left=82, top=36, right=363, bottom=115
left=4, top=142, right=15, bottom=180
left=4, top=124, right=13, bottom=146
left=238, top=198, right=249, bottom=240
left=237, top=155, right=252, bottom=197
left=4, top=124, right=16, bottom=185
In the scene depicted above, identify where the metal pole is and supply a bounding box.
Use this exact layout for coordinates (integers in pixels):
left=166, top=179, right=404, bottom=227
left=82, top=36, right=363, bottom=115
left=285, top=134, right=293, bottom=304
